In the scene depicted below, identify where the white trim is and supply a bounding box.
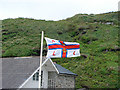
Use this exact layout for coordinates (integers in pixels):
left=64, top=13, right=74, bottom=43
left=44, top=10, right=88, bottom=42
left=49, top=59, right=59, bottom=74
left=42, top=58, right=49, bottom=66
left=18, top=67, right=39, bottom=89
left=18, top=58, right=49, bottom=89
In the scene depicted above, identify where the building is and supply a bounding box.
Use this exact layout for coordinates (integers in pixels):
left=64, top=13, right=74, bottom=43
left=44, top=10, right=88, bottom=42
left=1, top=57, right=77, bottom=89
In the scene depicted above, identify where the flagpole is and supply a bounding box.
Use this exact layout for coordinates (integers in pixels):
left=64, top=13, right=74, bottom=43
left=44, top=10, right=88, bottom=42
left=39, top=31, right=44, bottom=89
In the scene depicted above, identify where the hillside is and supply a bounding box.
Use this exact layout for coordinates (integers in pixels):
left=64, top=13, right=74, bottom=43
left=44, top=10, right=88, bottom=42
left=1, top=12, right=119, bottom=88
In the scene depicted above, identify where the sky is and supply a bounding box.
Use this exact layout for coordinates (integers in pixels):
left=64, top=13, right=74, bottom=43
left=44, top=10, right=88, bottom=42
left=0, top=0, right=119, bottom=21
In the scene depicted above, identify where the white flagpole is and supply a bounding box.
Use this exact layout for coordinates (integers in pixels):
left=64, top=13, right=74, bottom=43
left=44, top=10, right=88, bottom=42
left=39, top=31, right=44, bottom=89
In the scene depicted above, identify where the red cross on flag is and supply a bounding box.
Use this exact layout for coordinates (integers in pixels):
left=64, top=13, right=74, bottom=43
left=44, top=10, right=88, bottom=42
left=45, top=37, right=80, bottom=58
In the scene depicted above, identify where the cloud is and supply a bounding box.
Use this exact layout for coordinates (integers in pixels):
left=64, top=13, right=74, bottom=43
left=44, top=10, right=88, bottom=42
left=0, top=0, right=119, bottom=20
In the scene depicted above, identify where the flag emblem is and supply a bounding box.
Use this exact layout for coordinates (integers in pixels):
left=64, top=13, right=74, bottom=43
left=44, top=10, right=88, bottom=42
left=45, top=37, right=80, bottom=58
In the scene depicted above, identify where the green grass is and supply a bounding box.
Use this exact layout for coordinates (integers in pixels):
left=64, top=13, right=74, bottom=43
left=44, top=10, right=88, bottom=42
left=1, top=11, right=119, bottom=88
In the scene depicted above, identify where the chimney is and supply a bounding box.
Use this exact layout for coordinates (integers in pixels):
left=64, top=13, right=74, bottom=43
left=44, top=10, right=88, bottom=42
left=53, top=62, right=56, bottom=64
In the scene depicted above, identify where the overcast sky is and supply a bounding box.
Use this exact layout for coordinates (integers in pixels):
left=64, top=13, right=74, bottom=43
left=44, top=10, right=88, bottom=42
left=0, top=0, right=119, bottom=21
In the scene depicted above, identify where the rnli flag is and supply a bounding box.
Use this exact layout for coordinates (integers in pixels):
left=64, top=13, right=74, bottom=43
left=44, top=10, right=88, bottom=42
left=45, top=37, right=80, bottom=58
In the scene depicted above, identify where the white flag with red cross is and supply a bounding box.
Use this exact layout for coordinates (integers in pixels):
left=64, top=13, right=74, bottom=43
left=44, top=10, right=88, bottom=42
left=45, top=37, right=80, bottom=58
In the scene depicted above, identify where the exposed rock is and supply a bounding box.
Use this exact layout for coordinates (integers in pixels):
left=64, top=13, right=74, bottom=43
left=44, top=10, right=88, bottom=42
left=102, top=47, right=120, bottom=52
left=82, top=31, right=86, bottom=34
left=2, top=29, right=8, bottom=32
left=57, top=31, right=63, bottom=35
left=71, top=31, right=80, bottom=37
left=81, top=85, right=89, bottom=89
left=111, top=48, right=120, bottom=51
left=96, top=26, right=99, bottom=28
left=2, top=32, right=17, bottom=35
left=94, top=30, right=97, bottom=31
left=87, top=41, right=91, bottom=44
left=81, top=54, right=88, bottom=58
left=77, top=88, right=87, bottom=90
left=78, top=27, right=84, bottom=31
left=105, top=22, right=114, bottom=25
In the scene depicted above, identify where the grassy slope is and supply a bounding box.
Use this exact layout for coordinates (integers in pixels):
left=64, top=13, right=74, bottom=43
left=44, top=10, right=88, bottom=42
left=2, top=12, right=119, bottom=88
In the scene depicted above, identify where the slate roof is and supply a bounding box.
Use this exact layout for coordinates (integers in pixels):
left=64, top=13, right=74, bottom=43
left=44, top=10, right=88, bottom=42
left=1, top=57, right=77, bottom=88
left=54, top=63, right=77, bottom=76
left=2, top=57, right=42, bottom=88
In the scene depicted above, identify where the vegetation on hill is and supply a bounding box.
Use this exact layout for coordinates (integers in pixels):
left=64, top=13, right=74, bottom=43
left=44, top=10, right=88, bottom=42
left=1, top=11, right=119, bottom=88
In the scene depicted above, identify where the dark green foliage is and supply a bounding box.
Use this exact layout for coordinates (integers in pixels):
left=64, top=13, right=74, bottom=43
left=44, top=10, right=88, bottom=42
left=1, top=11, right=119, bottom=88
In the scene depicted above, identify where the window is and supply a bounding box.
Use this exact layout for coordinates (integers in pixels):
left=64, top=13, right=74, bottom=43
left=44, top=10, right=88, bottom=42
left=41, top=71, right=43, bottom=86
left=33, top=74, right=36, bottom=80
left=36, top=72, right=39, bottom=81
left=33, top=70, right=43, bottom=86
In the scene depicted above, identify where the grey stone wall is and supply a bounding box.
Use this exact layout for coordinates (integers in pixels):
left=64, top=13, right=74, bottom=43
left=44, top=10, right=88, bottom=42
left=48, top=71, right=75, bottom=88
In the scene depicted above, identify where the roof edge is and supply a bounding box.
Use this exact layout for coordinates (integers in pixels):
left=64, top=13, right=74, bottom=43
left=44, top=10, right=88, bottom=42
left=49, top=58, right=60, bottom=74
left=59, top=73, right=78, bottom=76
left=18, top=58, right=49, bottom=88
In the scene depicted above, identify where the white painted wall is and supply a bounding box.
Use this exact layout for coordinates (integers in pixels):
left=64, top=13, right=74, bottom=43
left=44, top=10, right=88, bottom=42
left=22, top=76, right=39, bottom=88
left=42, top=66, right=48, bottom=88
left=22, top=66, right=48, bottom=88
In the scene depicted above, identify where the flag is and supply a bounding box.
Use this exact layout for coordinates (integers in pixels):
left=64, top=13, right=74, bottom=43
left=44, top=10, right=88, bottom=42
left=45, top=37, right=80, bottom=58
